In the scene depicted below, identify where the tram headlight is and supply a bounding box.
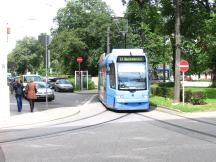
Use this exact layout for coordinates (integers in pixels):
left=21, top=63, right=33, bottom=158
left=142, top=94, right=149, bottom=99
left=116, top=95, right=124, bottom=99
left=116, top=95, right=125, bottom=102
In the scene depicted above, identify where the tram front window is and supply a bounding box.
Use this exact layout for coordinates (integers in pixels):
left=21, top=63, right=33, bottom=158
left=117, top=63, right=147, bottom=90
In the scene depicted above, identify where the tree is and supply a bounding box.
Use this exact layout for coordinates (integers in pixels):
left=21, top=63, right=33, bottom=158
left=50, top=0, right=113, bottom=75
left=204, top=10, right=216, bottom=86
left=125, top=0, right=173, bottom=78
left=173, top=0, right=181, bottom=103
left=8, top=37, right=43, bottom=75
left=49, top=30, right=87, bottom=74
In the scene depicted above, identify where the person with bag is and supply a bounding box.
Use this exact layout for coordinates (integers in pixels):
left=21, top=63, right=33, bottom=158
left=13, top=79, right=24, bottom=112
left=25, top=78, right=37, bottom=112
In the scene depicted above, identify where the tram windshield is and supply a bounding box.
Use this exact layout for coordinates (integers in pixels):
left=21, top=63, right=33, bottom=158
left=117, top=62, right=147, bottom=90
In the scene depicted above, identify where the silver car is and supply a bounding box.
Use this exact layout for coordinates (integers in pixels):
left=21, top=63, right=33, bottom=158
left=54, top=79, right=73, bottom=92
left=35, top=82, right=55, bottom=101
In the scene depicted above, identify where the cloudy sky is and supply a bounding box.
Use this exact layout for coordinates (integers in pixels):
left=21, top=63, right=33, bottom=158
left=0, top=0, right=126, bottom=53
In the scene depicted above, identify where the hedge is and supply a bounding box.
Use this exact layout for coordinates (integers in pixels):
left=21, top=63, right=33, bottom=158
left=151, top=86, right=207, bottom=105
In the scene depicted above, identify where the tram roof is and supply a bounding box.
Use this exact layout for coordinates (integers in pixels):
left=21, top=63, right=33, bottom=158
left=111, top=49, right=146, bottom=56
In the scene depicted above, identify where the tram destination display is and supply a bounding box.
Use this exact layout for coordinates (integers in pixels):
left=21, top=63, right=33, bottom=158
left=117, top=56, right=146, bottom=62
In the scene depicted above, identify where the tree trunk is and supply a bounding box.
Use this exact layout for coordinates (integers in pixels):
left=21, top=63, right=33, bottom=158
left=212, top=57, right=216, bottom=87
left=173, top=0, right=181, bottom=103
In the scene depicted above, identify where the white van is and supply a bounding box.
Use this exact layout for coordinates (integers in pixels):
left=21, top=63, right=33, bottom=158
left=21, top=74, right=43, bottom=87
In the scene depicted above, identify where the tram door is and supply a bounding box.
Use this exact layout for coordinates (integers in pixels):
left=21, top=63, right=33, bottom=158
left=106, top=63, right=116, bottom=107
left=98, top=67, right=106, bottom=102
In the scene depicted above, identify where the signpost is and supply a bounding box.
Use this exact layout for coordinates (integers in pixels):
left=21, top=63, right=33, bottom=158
left=179, top=60, right=189, bottom=105
left=76, top=57, right=83, bottom=90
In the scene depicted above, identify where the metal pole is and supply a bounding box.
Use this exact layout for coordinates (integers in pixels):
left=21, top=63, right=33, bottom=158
left=124, top=32, right=126, bottom=48
left=79, top=63, right=81, bottom=91
left=45, top=35, right=48, bottom=107
left=87, top=71, right=88, bottom=90
left=75, top=71, right=77, bottom=89
left=182, top=72, right=185, bottom=105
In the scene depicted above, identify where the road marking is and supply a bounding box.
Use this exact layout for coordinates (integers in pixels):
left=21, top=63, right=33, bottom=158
left=84, top=94, right=97, bottom=106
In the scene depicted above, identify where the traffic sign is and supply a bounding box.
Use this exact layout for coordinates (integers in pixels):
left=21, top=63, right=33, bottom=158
left=179, top=60, right=189, bottom=72
left=76, top=57, right=83, bottom=64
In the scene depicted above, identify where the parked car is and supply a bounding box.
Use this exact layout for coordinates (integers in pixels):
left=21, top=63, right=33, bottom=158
left=180, top=75, right=192, bottom=81
left=54, top=79, right=74, bottom=92
left=47, top=77, right=65, bottom=89
left=21, top=74, right=43, bottom=87
left=24, top=82, right=55, bottom=101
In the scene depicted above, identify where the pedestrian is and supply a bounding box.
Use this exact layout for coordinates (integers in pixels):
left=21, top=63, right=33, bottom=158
left=9, top=78, right=15, bottom=95
left=13, top=79, right=24, bottom=112
left=25, top=78, right=37, bottom=112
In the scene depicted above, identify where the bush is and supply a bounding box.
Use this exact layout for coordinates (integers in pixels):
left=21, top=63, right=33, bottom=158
left=181, top=90, right=206, bottom=105
left=184, top=90, right=192, bottom=103
left=67, top=77, right=96, bottom=90
left=152, top=86, right=207, bottom=105
left=88, top=80, right=96, bottom=90
left=158, top=82, right=174, bottom=87
left=190, top=91, right=207, bottom=105
left=151, top=86, right=173, bottom=99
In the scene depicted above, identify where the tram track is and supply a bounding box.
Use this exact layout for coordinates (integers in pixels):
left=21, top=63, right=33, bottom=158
left=0, top=94, right=99, bottom=130
left=136, top=111, right=216, bottom=144
left=0, top=109, right=107, bottom=133
left=0, top=111, right=130, bottom=144
left=157, top=108, right=216, bottom=127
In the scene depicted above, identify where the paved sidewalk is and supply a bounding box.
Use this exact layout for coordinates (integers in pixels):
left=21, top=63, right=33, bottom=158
left=2, top=90, right=98, bottom=128
left=0, top=106, right=80, bottom=128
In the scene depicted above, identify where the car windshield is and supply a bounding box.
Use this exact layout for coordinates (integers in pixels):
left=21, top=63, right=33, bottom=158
left=117, top=62, right=147, bottom=90
left=36, top=83, right=48, bottom=88
left=24, top=76, right=43, bottom=82
left=59, top=80, right=70, bottom=84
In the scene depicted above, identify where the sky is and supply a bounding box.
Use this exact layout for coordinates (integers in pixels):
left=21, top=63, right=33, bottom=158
left=0, top=0, right=126, bottom=53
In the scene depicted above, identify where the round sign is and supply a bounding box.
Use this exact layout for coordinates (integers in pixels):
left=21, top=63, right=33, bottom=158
left=179, top=60, right=189, bottom=72
left=76, top=57, right=83, bottom=64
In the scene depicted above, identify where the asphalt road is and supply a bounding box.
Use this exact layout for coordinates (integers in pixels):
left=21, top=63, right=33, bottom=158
left=4, top=92, right=216, bottom=162
left=10, top=91, right=97, bottom=114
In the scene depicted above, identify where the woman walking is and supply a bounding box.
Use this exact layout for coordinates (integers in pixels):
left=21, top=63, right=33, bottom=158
left=25, top=78, right=37, bottom=112
left=14, top=79, right=24, bottom=112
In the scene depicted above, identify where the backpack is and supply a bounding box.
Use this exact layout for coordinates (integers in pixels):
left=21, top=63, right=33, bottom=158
left=16, top=85, right=23, bottom=95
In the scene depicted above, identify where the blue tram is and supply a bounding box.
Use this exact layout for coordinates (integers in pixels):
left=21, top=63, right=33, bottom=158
left=98, top=49, right=150, bottom=110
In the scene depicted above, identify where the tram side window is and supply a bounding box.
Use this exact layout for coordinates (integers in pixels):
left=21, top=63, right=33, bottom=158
left=109, top=63, right=116, bottom=89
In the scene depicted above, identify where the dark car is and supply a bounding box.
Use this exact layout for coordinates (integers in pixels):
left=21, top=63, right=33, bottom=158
left=48, top=77, right=65, bottom=89
left=54, top=79, right=73, bottom=92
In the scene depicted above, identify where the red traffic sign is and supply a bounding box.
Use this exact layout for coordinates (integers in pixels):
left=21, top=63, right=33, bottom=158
left=76, top=57, right=83, bottom=64
left=179, top=60, right=189, bottom=72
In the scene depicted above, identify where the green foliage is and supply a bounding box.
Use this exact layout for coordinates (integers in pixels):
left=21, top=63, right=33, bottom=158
left=126, top=0, right=173, bottom=69
left=151, top=83, right=208, bottom=105
left=150, top=95, right=216, bottom=112
left=189, top=91, right=207, bottom=105
left=88, top=80, right=96, bottom=89
left=158, top=82, right=174, bottom=87
left=151, top=86, right=174, bottom=99
left=49, top=30, right=87, bottom=74
left=50, top=0, right=113, bottom=76
left=8, top=37, right=44, bottom=75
